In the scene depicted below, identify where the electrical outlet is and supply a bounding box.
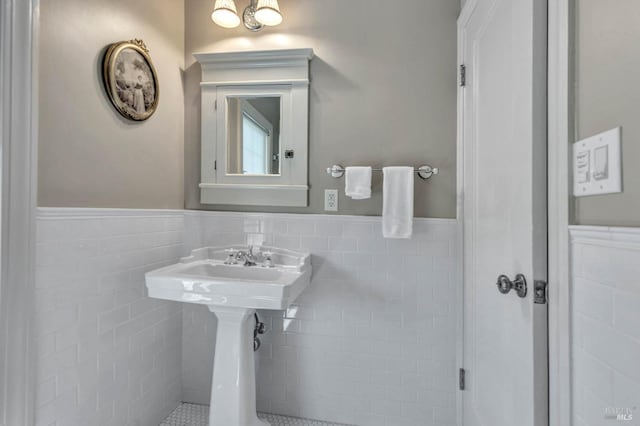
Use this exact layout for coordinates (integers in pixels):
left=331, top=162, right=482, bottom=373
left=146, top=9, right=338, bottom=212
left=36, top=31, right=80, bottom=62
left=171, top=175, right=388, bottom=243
left=324, top=189, right=338, bottom=212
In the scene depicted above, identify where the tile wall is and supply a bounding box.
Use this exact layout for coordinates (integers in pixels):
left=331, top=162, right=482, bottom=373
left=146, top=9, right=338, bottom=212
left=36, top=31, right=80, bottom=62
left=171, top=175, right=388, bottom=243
left=571, top=226, right=640, bottom=426
left=33, top=208, right=459, bottom=426
left=182, top=212, right=459, bottom=426
left=33, top=211, right=640, bottom=426
left=34, top=209, right=185, bottom=426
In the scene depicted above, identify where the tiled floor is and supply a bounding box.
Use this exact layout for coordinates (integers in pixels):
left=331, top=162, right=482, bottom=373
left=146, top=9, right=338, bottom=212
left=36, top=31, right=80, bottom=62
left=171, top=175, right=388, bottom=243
left=160, top=403, right=352, bottom=426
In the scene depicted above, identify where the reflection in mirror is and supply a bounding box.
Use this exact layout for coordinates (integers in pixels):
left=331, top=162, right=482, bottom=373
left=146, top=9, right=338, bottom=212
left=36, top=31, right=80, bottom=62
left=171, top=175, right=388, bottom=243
left=226, top=97, right=281, bottom=175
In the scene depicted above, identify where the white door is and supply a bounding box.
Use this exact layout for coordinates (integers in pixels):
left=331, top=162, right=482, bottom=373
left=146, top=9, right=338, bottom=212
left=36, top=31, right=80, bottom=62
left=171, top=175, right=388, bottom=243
left=459, top=0, right=548, bottom=426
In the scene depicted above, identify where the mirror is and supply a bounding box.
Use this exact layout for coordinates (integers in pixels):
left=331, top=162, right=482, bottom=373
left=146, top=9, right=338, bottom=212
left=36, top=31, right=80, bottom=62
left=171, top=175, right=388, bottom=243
left=226, top=96, right=281, bottom=175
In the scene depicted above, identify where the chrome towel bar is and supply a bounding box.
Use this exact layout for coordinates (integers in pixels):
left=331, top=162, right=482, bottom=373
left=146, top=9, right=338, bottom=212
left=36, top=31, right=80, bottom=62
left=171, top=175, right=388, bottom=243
left=326, top=164, right=439, bottom=180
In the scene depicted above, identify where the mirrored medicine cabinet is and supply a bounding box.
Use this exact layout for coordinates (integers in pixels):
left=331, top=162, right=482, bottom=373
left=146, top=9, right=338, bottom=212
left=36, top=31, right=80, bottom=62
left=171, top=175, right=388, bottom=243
left=194, top=49, right=314, bottom=207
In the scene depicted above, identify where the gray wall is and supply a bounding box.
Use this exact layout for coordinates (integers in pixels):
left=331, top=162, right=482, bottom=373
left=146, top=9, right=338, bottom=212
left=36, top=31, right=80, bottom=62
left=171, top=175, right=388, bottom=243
left=38, top=0, right=185, bottom=209
left=185, top=0, right=459, bottom=218
left=574, top=0, right=640, bottom=226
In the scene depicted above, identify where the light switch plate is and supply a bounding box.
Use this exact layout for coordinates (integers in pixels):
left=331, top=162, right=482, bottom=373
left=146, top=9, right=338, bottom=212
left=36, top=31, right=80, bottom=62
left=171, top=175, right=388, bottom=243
left=573, top=127, right=622, bottom=197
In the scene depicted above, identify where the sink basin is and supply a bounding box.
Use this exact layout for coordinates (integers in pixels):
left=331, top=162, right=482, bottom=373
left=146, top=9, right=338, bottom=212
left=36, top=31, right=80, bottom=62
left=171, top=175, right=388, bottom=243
left=181, top=263, right=285, bottom=281
left=145, top=246, right=311, bottom=426
left=145, top=245, right=311, bottom=310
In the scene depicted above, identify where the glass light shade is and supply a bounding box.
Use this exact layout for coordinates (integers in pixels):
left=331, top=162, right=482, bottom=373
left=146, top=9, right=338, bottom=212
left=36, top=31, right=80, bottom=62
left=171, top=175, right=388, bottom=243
left=212, top=0, right=240, bottom=28
left=255, top=0, right=283, bottom=26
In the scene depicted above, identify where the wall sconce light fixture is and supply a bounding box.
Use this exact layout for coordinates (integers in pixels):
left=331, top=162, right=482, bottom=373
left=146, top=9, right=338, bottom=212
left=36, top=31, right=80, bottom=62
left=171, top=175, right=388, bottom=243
left=212, top=0, right=282, bottom=31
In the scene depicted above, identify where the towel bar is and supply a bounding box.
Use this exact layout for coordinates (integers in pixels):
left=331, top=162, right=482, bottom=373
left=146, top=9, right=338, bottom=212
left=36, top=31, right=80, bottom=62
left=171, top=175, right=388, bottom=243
left=326, top=164, right=439, bottom=180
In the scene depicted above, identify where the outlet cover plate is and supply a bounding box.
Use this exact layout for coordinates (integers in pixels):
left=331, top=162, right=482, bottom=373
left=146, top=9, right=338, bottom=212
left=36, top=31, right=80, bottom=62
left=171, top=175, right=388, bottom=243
left=324, top=189, right=338, bottom=212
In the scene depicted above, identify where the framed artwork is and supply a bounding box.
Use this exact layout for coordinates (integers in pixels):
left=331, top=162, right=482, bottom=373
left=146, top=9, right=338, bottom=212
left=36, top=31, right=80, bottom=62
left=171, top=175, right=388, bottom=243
left=102, top=39, right=159, bottom=121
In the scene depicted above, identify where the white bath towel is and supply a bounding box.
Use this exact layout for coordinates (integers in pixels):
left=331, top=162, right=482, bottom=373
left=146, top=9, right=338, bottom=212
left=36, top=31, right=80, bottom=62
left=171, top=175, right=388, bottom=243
left=382, top=167, right=414, bottom=239
left=345, top=167, right=372, bottom=200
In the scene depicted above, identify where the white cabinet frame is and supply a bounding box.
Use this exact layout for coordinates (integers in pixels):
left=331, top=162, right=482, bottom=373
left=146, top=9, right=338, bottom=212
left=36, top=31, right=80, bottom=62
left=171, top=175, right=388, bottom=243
left=194, top=49, right=314, bottom=207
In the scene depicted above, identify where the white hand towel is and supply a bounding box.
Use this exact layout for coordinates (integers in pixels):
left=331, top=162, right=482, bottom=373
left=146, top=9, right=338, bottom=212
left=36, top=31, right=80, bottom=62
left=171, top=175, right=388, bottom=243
left=382, top=167, right=414, bottom=239
left=345, top=167, right=372, bottom=200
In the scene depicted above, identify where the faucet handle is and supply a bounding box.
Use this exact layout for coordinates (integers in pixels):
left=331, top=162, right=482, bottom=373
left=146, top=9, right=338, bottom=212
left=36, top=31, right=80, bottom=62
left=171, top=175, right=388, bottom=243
left=224, top=248, right=238, bottom=264
left=248, top=245, right=263, bottom=256
left=262, top=251, right=274, bottom=268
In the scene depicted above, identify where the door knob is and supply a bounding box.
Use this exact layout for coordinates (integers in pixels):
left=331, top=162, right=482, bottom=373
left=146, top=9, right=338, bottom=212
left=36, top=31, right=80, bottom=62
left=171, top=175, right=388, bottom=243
left=496, top=274, right=527, bottom=298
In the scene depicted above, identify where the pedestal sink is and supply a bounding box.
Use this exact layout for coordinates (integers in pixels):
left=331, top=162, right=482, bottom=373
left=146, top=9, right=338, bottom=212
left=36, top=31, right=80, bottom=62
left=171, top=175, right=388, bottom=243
left=145, top=246, right=312, bottom=426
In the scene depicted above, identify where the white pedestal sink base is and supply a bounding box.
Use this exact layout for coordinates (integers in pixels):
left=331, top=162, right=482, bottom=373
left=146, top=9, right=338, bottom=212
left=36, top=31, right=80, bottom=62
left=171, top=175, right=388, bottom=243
left=208, top=306, right=270, bottom=426
left=145, top=246, right=311, bottom=426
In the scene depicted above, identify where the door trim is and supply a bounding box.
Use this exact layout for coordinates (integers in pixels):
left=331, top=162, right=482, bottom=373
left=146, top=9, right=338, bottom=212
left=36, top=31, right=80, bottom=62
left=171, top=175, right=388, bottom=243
left=547, top=0, right=573, bottom=425
left=0, top=0, right=39, bottom=425
left=456, top=2, right=478, bottom=425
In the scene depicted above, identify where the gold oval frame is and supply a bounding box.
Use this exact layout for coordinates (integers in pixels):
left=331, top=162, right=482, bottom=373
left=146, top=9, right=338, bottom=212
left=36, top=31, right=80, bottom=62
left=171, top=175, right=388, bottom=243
left=102, top=39, right=159, bottom=121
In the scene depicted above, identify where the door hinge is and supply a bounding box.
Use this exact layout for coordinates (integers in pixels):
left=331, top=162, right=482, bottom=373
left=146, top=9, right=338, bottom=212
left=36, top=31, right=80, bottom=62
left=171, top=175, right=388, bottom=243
left=460, top=64, right=466, bottom=87
left=459, top=368, right=466, bottom=390
left=214, top=160, right=217, bottom=171
left=534, top=280, right=548, bottom=304
left=214, top=99, right=217, bottom=111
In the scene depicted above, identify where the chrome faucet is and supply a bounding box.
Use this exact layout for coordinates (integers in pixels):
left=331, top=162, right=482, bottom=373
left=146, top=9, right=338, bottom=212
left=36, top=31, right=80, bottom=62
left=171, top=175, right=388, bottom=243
left=235, top=246, right=258, bottom=267
left=224, top=246, right=274, bottom=267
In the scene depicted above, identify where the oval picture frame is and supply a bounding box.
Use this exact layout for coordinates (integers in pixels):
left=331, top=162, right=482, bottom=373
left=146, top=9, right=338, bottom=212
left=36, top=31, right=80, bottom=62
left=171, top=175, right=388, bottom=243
left=103, top=39, right=159, bottom=121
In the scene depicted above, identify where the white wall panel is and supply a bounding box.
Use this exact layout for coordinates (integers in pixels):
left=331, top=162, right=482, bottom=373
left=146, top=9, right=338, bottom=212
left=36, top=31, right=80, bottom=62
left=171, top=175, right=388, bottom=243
left=571, top=226, right=640, bottom=426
